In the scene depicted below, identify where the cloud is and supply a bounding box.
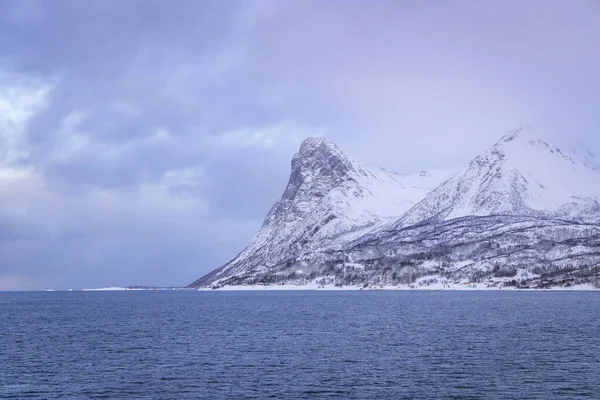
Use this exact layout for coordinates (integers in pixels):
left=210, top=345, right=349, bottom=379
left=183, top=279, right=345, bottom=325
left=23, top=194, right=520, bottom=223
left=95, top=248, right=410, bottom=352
left=208, top=121, right=321, bottom=149
left=0, top=72, right=51, bottom=165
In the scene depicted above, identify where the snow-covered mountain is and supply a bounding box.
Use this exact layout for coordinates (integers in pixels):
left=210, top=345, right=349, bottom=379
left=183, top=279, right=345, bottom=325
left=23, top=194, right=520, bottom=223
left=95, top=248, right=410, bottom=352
left=399, top=127, right=600, bottom=226
left=190, top=137, right=453, bottom=287
left=190, top=130, right=600, bottom=289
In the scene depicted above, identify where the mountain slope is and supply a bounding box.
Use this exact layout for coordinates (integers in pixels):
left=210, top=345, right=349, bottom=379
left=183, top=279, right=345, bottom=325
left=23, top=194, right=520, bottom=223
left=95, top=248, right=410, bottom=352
left=398, top=127, right=600, bottom=226
left=190, top=137, right=453, bottom=287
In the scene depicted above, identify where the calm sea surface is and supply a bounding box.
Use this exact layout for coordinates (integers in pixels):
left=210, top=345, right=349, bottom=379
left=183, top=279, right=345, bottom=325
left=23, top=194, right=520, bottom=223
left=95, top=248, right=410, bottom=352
left=1, top=291, right=599, bottom=399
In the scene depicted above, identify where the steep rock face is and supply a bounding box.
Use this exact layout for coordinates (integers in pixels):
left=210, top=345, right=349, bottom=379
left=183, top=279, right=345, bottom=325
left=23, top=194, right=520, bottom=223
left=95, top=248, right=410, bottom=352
left=399, top=127, right=600, bottom=226
left=190, top=137, right=452, bottom=287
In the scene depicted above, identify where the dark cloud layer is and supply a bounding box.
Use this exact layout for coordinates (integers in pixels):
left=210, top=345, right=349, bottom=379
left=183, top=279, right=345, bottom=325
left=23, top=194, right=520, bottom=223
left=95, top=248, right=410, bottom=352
left=0, top=0, right=599, bottom=289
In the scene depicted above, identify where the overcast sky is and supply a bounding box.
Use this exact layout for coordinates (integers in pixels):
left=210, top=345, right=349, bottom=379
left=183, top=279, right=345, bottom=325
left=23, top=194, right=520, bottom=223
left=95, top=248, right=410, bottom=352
left=0, top=0, right=599, bottom=290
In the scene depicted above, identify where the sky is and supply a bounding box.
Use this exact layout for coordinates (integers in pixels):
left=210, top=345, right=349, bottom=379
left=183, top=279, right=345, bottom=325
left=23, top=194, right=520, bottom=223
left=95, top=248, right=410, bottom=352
left=0, top=0, right=599, bottom=290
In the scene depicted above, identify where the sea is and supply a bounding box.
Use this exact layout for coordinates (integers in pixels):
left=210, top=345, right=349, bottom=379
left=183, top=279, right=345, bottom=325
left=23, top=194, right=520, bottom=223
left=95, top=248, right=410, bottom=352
left=1, top=290, right=599, bottom=399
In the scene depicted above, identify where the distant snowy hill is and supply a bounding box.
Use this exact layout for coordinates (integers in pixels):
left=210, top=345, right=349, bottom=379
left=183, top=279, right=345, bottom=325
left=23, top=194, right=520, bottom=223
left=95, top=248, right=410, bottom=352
left=190, top=130, right=600, bottom=289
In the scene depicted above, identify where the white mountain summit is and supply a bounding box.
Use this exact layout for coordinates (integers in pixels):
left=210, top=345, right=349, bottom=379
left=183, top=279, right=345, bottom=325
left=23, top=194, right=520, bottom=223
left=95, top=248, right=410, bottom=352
left=191, top=129, right=600, bottom=289
left=399, top=127, right=600, bottom=226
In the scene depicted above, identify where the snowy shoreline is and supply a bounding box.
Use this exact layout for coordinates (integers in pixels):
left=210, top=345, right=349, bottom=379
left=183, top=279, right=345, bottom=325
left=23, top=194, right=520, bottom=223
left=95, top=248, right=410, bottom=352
left=53, top=285, right=599, bottom=292
left=74, top=278, right=600, bottom=292
left=197, top=283, right=599, bottom=292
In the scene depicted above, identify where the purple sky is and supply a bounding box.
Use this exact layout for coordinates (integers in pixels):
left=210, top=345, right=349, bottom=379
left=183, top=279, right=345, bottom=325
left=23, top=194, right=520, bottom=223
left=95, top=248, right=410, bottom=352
left=0, top=0, right=599, bottom=289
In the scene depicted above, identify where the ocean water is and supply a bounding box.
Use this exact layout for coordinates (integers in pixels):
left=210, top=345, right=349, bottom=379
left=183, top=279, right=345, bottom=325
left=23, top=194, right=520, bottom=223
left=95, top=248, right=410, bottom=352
left=1, top=291, right=599, bottom=399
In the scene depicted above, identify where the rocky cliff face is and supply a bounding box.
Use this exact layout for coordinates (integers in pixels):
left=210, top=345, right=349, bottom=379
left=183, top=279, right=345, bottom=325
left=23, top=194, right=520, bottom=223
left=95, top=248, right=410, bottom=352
left=190, top=130, right=600, bottom=289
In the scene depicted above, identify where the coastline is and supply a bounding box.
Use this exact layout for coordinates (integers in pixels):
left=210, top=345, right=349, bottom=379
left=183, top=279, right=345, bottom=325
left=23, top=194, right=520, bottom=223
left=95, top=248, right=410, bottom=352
left=196, top=283, right=599, bottom=292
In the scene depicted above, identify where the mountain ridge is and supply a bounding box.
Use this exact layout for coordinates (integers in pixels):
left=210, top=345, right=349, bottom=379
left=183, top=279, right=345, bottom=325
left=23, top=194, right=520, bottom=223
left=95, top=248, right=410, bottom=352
left=190, top=129, right=600, bottom=289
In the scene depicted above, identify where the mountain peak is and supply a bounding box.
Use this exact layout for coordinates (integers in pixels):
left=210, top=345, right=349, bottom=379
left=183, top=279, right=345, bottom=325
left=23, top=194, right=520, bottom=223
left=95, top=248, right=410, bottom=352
left=290, top=136, right=353, bottom=181
left=493, top=126, right=571, bottom=158
left=495, top=125, right=553, bottom=150
left=495, top=127, right=600, bottom=172
left=299, top=136, right=333, bottom=148
left=489, top=127, right=580, bottom=169
left=295, top=136, right=346, bottom=162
